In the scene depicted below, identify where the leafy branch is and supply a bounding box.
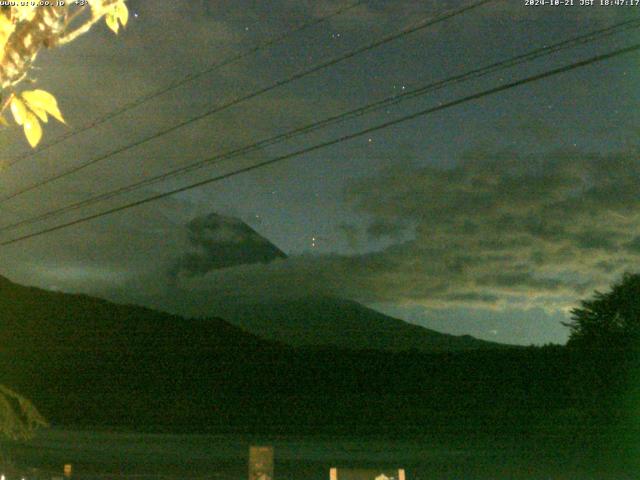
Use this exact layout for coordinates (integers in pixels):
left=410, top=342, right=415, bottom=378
left=0, top=384, right=48, bottom=440
left=0, top=0, right=129, bottom=147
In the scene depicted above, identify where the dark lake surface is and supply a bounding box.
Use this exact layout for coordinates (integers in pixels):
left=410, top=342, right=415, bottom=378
left=0, top=428, right=636, bottom=480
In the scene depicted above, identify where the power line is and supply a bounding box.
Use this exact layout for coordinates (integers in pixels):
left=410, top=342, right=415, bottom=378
left=2, top=0, right=367, bottom=170
left=2, top=42, right=638, bottom=247
left=0, top=0, right=496, bottom=203
left=1, top=19, right=638, bottom=234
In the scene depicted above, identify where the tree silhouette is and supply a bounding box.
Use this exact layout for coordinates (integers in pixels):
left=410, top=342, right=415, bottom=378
left=564, top=273, right=640, bottom=352
left=561, top=274, right=640, bottom=424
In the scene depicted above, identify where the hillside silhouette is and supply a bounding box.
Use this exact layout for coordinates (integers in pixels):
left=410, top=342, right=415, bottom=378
left=0, top=275, right=273, bottom=354
left=0, top=271, right=636, bottom=463
left=213, top=295, right=505, bottom=352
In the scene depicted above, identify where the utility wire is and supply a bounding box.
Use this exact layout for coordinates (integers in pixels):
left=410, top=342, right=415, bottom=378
left=2, top=42, right=638, bottom=246
left=1, top=19, right=638, bottom=234
left=2, top=0, right=367, bottom=170
left=0, top=0, right=496, bottom=203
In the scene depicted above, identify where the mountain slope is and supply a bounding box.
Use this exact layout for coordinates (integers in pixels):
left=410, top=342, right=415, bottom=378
left=0, top=275, right=572, bottom=434
left=0, top=274, right=274, bottom=354
left=213, top=296, right=505, bottom=352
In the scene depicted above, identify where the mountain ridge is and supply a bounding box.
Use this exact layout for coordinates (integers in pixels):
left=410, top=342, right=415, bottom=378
left=0, top=273, right=278, bottom=354
left=0, top=273, right=564, bottom=434
left=211, top=295, right=507, bottom=352
left=0, top=273, right=507, bottom=355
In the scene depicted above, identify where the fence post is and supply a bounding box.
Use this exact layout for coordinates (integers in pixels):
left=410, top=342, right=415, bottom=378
left=248, top=446, right=273, bottom=480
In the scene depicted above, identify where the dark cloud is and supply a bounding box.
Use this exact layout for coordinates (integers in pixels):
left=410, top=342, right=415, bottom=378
left=625, top=236, right=640, bottom=254
left=338, top=149, right=640, bottom=308
left=158, top=150, right=635, bottom=317
left=7, top=149, right=638, bottom=325
left=366, top=219, right=408, bottom=239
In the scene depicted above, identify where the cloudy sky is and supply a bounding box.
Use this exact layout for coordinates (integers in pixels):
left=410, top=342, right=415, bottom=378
left=0, top=0, right=638, bottom=345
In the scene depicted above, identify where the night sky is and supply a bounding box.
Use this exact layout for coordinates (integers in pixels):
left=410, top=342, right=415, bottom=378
left=0, top=0, right=639, bottom=345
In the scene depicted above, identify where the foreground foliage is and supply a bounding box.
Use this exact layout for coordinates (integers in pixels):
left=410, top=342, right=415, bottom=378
left=0, top=0, right=128, bottom=146
left=0, top=384, right=47, bottom=440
